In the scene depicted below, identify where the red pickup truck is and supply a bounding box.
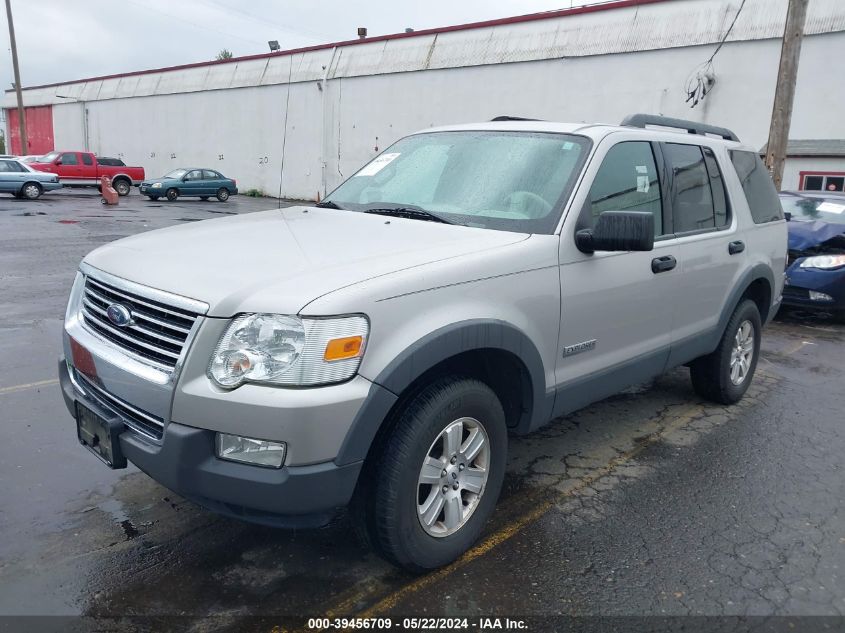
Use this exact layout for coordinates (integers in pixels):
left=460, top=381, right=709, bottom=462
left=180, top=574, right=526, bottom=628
left=30, top=151, right=145, bottom=196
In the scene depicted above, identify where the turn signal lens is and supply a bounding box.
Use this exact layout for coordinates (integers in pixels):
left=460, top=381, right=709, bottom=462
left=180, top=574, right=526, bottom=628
left=324, top=336, right=364, bottom=361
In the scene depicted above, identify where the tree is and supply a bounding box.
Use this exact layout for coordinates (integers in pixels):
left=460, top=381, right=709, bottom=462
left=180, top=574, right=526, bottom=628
left=216, top=49, right=233, bottom=61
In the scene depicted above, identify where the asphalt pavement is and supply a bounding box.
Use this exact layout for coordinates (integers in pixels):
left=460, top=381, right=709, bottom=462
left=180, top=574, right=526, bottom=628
left=1, top=188, right=844, bottom=633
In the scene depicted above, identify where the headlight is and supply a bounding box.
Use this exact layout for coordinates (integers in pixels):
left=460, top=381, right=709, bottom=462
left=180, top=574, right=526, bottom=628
left=208, top=313, right=368, bottom=388
left=151, top=182, right=162, bottom=188
left=800, top=255, right=845, bottom=270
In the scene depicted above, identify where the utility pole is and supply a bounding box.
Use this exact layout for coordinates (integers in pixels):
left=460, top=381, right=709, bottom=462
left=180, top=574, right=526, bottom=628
left=764, top=0, right=809, bottom=191
left=4, top=0, right=27, bottom=155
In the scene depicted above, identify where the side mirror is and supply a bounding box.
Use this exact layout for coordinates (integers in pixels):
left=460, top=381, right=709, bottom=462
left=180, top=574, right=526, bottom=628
left=575, top=211, right=654, bottom=254
left=55, top=160, right=62, bottom=165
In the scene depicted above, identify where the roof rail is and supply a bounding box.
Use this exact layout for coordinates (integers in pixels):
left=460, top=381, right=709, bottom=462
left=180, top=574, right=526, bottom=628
left=491, top=115, right=541, bottom=122
left=620, top=113, right=739, bottom=142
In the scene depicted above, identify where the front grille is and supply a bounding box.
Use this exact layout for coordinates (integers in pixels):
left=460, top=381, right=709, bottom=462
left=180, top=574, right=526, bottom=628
left=782, top=286, right=809, bottom=300
left=76, top=372, right=164, bottom=440
left=81, top=275, right=199, bottom=369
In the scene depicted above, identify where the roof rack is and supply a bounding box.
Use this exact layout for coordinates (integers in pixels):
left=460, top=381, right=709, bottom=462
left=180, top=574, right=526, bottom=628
left=491, top=115, right=541, bottom=122
left=620, top=113, right=739, bottom=142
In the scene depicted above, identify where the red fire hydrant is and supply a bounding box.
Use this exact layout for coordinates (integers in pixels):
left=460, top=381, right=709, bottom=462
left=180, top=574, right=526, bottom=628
left=100, top=175, right=119, bottom=206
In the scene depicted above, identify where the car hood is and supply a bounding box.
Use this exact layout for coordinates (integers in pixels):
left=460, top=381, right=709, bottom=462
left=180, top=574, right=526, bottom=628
left=83, top=206, right=529, bottom=316
left=787, top=219, right=845, bottom=251
left=141, top=177, right=178, bottom=185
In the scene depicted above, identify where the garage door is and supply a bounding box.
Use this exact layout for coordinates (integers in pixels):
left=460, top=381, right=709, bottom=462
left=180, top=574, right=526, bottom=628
left=6, top=105, right=55, bottom=155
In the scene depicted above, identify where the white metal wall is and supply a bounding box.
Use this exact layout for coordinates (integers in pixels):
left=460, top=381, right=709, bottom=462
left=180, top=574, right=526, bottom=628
left=781, top=157, right=845, bottom=191
left=8, top=0, right=845, bottom=199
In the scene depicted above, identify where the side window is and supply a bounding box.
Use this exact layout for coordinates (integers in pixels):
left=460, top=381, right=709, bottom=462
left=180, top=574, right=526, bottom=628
left=0, top=160, right=13, bottom=172
left=203, top=170, right=219, bottom=180
left=81, top=153, right=94, bottom=166
left=664, top=143, right=715, bottom=233
left=187, top=170, right=203, bottom=180
left=702, top=147, right=729, bottom=228
left=60, top=152, right=79, bottom=166
left=588, top=141, right=663, bottom=236
left=730, top=151, right=784, bottom=224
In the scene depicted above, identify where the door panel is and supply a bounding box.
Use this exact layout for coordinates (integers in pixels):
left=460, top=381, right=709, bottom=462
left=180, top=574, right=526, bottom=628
left=556, top=138, right=678, bottom=408
left=183, top=170, right=204, bottom=196
left=662, top=143, right=744, bottom=351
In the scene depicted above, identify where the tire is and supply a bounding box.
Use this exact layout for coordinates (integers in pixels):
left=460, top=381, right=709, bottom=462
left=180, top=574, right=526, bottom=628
left=147, top=195, right=159, bottom=201
left=165, top=188, right=178, bottom=202
left=100, top=198, right=107, bottom=205
left=358, top=375, right=507, bottom=572
left=21, top=182, right=42, bottom=200
left=113, top=179, right=131, bottom=196
left=216, top=188, right=230, bottom=202
left=690, top=299, right=762, bottom=404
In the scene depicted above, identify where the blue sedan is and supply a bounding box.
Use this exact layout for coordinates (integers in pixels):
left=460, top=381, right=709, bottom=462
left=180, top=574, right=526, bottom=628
left=780, top=191, right=845, bottom=322
left=140, top=168, right=238, bottom=202
left=0, top=158, right=62, bottom=199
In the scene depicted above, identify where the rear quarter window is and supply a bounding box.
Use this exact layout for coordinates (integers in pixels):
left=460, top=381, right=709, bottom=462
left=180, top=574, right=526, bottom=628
left=730, top=151, right=783, bottom=224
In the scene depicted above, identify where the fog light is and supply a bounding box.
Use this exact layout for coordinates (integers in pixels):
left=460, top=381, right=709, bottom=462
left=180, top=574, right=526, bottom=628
left=809, top=291, right=833, bottom=302
left=216, top=433, right=286, bottom=468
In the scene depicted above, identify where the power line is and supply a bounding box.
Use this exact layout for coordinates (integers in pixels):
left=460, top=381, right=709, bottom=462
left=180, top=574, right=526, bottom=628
left=195, top=0, right=329, bottom=43
left=123, top=0, right=267, bottom=47
left=684, top=0, right=747, bottom=107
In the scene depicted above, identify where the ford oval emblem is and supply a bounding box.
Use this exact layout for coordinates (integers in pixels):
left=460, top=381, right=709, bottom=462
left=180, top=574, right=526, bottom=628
left=106, top=303, right=133, bottom=327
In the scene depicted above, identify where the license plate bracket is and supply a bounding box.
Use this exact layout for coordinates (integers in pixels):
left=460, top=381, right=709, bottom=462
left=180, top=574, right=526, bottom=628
left=75, top=402, right=127, bottom=469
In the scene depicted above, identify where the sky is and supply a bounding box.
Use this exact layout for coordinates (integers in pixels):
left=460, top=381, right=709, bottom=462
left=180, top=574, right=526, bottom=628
left=0, top=0, right=583, bottom=95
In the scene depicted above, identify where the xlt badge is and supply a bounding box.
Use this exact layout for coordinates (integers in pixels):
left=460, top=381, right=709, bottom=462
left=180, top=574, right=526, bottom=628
left=562, top=339, right=596, bottom=357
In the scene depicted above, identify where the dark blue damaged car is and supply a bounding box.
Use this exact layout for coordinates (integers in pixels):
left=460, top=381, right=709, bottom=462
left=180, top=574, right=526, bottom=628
left=779, top=191, right=845, bottom=322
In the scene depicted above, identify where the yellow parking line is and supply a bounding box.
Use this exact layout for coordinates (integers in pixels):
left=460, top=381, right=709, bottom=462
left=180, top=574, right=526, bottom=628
left=0, top=378, right=59, bottom=395
left=341, top=403, right=706, bottom=620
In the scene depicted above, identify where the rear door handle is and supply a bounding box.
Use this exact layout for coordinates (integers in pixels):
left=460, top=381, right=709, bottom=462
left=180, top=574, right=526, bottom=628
left=729, top=240, right=745, bottom=255
left=651, top=255, right=677, bottom=274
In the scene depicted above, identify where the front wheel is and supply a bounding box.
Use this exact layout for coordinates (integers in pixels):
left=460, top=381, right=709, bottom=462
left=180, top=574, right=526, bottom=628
left=690, top=299, right=762, bottom=404
left=165, top=188, right=178, bottom=202
left=22, top=182, right=42, bottom=200
left=358, top=375, right=507, bottom=572
left=216, top=188, right=230, bottom=202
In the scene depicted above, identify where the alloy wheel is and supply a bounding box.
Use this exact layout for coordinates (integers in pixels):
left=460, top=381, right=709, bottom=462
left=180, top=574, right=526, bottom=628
left=417, top=417, right=490, bottom=537
left=729, top=319, right=754, bottom=385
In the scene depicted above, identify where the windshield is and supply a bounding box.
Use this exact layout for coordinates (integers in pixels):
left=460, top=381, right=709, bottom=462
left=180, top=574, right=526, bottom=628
left=164, top=169, right=187, bottom=179
left=35, top=152, right=59, bottom=163
left=323, top=131, right=590, bottom=234
left=780, top=195, right=845, bottom=225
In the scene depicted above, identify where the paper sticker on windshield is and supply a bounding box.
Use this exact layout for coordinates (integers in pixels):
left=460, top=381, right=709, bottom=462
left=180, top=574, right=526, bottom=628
left=637, top=175, right=650, bottom=193
left=356, top=153, right=400, bottom=177
left=636, top=165, right=648, bottom=174
left=817, top=201, right=845, bottom=214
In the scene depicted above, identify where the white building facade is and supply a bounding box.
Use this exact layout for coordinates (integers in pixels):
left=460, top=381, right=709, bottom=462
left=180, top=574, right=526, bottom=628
left=4, top=0, right=845, bottom=199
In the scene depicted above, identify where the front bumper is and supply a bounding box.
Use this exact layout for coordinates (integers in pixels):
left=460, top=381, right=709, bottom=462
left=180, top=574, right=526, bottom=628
left=782, top=263, right=845, bottom=310
left=60, top=358, right=363, bottom=527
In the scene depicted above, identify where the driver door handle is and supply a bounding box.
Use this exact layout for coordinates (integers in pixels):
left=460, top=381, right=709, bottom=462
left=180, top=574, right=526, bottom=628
left=651, top=255, right=677, bottom=274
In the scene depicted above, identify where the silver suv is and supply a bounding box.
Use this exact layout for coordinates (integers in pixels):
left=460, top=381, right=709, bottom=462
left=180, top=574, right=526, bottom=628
left=60, top=114, right=786, bottom=571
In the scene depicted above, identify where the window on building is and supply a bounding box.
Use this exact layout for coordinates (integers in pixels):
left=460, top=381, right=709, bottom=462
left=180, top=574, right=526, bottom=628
left=730, top=150, right=783, bottom=224
left=60, top=152, right=78, bottom=165
left=800, top=172, right=845, bottom=192
left=588, top=141, right=663, bottom=236
left=664, top=143, right=716, bottom=233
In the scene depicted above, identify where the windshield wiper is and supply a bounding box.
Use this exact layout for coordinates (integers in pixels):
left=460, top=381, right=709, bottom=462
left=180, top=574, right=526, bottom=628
left=363, top=205, right=454, bottom=225
left=315, top=200, right=345, bottom=209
